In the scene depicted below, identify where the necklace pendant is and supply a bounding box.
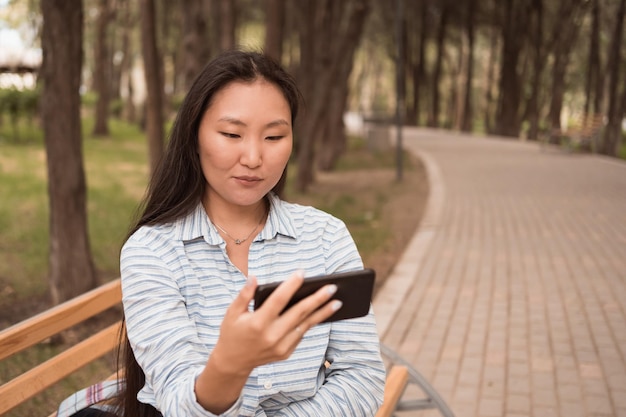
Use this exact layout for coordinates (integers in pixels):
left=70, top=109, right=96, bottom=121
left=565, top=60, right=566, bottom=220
left=235, top=239, right=242, bottom=245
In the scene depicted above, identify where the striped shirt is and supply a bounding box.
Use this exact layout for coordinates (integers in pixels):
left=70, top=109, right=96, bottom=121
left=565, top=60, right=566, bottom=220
left=120, top=193, right=386, bottom=417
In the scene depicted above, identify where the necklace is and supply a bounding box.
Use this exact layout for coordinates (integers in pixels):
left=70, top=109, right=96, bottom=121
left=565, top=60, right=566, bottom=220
left=211, top=214, right=265, bottom=245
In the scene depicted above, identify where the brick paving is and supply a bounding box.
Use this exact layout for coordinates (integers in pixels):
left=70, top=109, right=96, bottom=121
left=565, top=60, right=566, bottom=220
left=373, top=128, right=626, bottom=417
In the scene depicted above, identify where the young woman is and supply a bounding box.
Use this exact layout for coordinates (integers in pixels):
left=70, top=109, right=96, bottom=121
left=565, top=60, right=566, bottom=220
left=114, top=50, right=385, bottom=417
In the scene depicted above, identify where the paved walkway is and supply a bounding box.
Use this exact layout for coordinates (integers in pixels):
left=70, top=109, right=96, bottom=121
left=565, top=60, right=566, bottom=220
left=373, top=128, right=626, bottom=417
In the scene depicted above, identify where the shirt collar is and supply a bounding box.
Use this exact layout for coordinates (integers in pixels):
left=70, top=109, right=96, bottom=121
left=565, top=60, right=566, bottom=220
left=176, top=192, right=298, bottom=244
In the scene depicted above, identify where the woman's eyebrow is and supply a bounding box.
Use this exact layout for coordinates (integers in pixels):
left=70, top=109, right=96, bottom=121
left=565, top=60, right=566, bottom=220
left=217, top=116, right=246, bottom=126
left=266, top=119, right=290, bottom=128
left=217, top=117, right=290, bottom=128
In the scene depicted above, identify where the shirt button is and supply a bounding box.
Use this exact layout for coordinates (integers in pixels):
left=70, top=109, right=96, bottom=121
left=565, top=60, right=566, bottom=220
left=264, top=380, right=273, bottom=390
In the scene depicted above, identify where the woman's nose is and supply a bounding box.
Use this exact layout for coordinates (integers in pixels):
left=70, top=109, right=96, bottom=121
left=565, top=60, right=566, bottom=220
left=240, top=138, right=262, bottom=167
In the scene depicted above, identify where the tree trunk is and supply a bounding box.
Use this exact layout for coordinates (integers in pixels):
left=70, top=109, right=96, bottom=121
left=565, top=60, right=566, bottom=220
left=414, top=0, right=428, bottom=126
left=484, top=22, right=498, bottom=134
left=264, top=0, right=286, bottom=62
left=584, top=0, right=601, bottom=117
left=592, top=0, right=604, bottom=116
left=525, top=0, right=543, bottom=141
left=317, top=79, right=349, bottom=171
left=140, top=0, right=165, bottom=173
left=220, top=0, right=237, bottom=52
left=92, top=0, right=114, bottom=136
left=316, top=28, right=361, bottom=171
left=41, top=0, right=97, bottom=305
left=461, top=0, right=476, bottom=132
left=119, top=0, right=136, bottom=123
left=181, top=0, right=211, bottom=91
left=547, top=0, right=584, bottom=142
left=295, top=0, right=369, bottom=192
left=494, top=0, right=528, bottom=137
left=428, top=3, right=448, bottom=128
left=601, top=0, right=625, bottom=156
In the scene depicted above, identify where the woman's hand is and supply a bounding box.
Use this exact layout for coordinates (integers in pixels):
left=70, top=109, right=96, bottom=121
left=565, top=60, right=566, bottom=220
left=194, top=272, right=341, bottom=413
left=217, top=271, right=341, bottom=373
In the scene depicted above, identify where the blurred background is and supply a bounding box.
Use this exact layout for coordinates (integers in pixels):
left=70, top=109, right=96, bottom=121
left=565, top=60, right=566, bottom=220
left=1, top=0, right=625, bottom=310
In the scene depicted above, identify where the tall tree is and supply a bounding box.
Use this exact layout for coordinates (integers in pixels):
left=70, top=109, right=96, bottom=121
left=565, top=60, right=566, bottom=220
left=584, top=0, right=602, bottom=117
left=220, top=0, right=237, bottom=52
left=461, top=0, right=476, bottom=132
left=483, top=17, right=498, bottom=134
left=140, top=0, right=165, bottom=173
left=427, top=2, right=449, bottom=128
left=601, top=0, right=626, bottom=155
left=264, top=0, right=286, bottom=62
left=294, top=0, right=370, bottom=191
left=118, top=0, right=137, bottom=123
left=41, top=0, right=97, bottom=304
left=181, top=0, right=211, bottom=91
left=92, top=0, right=115, bottom=136
left=524, top=0, right=544, bottom=141
left=547, top=0, right=585, bottom=142
left=494, top=0, right=529, bottom=137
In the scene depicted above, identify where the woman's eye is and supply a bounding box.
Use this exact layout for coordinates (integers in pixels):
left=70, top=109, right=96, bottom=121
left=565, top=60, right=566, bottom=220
left=266, top=135, right=284, bottom=141
left=220, top=132, right=240, bottom=139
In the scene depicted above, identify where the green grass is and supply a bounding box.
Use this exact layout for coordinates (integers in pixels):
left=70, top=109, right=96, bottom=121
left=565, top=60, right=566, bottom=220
left=0, top=117, right=149, bottom=299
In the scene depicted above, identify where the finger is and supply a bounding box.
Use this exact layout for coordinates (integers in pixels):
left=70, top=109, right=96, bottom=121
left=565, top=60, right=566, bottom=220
left=256, top=271, right=305, bottom=318
left=277, top=283, right=338, bottom=328
left=302, top=299, right=343, bottom=327
left=227, top=275, right=258, bottom=315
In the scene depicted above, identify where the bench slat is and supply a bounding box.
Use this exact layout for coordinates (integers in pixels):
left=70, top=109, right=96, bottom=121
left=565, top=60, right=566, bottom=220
left=375, top=365, right=409, bottom=417
left=0, top=279, right=121, bottom=361
left=0, top=321, right=121, bottom=415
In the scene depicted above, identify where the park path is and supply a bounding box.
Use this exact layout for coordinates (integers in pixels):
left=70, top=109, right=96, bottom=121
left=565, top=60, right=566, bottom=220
left=373, top=128, right=626, bottom=417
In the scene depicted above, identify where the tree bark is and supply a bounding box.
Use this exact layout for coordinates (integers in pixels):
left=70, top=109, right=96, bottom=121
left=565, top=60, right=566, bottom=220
left=525, top=0, right=543, bottom=141
left=92, top=0, right=114, bottom=136
left=547, top=0, right=584, bottom=142
left=494, top=0, right=529, bottom=137
left=41, top=0, right=97, bottom=304
left=601, top=0, right=626, bottom=156
left=461, top=0, right=476, bottom=132
left=119, top=0, right=136, bottom=123
left=264, top=0, right=286, bottom=62
left=483, top=22, right=498, bottom=134
left=140, top=0, right=165, bottom=173
left=181, top=0, right=211, bottom=91
left=428, top=2, right=449, bottom=128
left=584, top=0, right=602, bottom=117
left=220, top=0, right=237, bottom=52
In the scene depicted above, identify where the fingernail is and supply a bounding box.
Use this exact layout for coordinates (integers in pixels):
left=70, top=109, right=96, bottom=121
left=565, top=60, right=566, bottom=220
left=327, top=284, right=337, bottom=295
left=331, top=300, right=343, bottom=311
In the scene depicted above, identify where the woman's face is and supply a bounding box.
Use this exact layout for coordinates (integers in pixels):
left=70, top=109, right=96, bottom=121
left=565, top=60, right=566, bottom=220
left=198, top=79, right=293, bottom=210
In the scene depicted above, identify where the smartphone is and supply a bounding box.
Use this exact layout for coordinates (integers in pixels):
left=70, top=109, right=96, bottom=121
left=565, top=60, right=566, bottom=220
left=253, top=268, right=376, bottom=323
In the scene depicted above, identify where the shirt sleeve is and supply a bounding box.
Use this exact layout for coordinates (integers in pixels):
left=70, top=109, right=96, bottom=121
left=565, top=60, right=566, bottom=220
left=120, top=230, right=245, bottom=417
left=275, top=219, right=386, bottom=416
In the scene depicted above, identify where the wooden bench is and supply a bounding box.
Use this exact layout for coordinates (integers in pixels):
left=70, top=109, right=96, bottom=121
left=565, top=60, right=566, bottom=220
left=548, top=113, right=605, bottom=153
left=0, top=280, right=419, bottom=417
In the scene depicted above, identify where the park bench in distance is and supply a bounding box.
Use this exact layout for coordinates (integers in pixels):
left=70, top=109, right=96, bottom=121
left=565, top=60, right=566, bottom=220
left=0, top=279, right=453, bottom=417
left=545, top=113, right=605, bottom=153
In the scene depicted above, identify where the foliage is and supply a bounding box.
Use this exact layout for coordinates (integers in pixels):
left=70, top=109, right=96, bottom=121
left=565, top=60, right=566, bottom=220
left=0, top=87, right=40, bottom=142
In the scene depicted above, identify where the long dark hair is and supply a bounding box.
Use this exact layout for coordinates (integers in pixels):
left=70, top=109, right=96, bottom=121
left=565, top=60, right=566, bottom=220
left=112, top=50, right=302, bottom=417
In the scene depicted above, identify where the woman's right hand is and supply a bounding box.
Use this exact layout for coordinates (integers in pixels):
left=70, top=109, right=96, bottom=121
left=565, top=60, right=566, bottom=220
left=216, top=271, right=341, bottom=373
left=194, top=272, right=341, bottom=413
